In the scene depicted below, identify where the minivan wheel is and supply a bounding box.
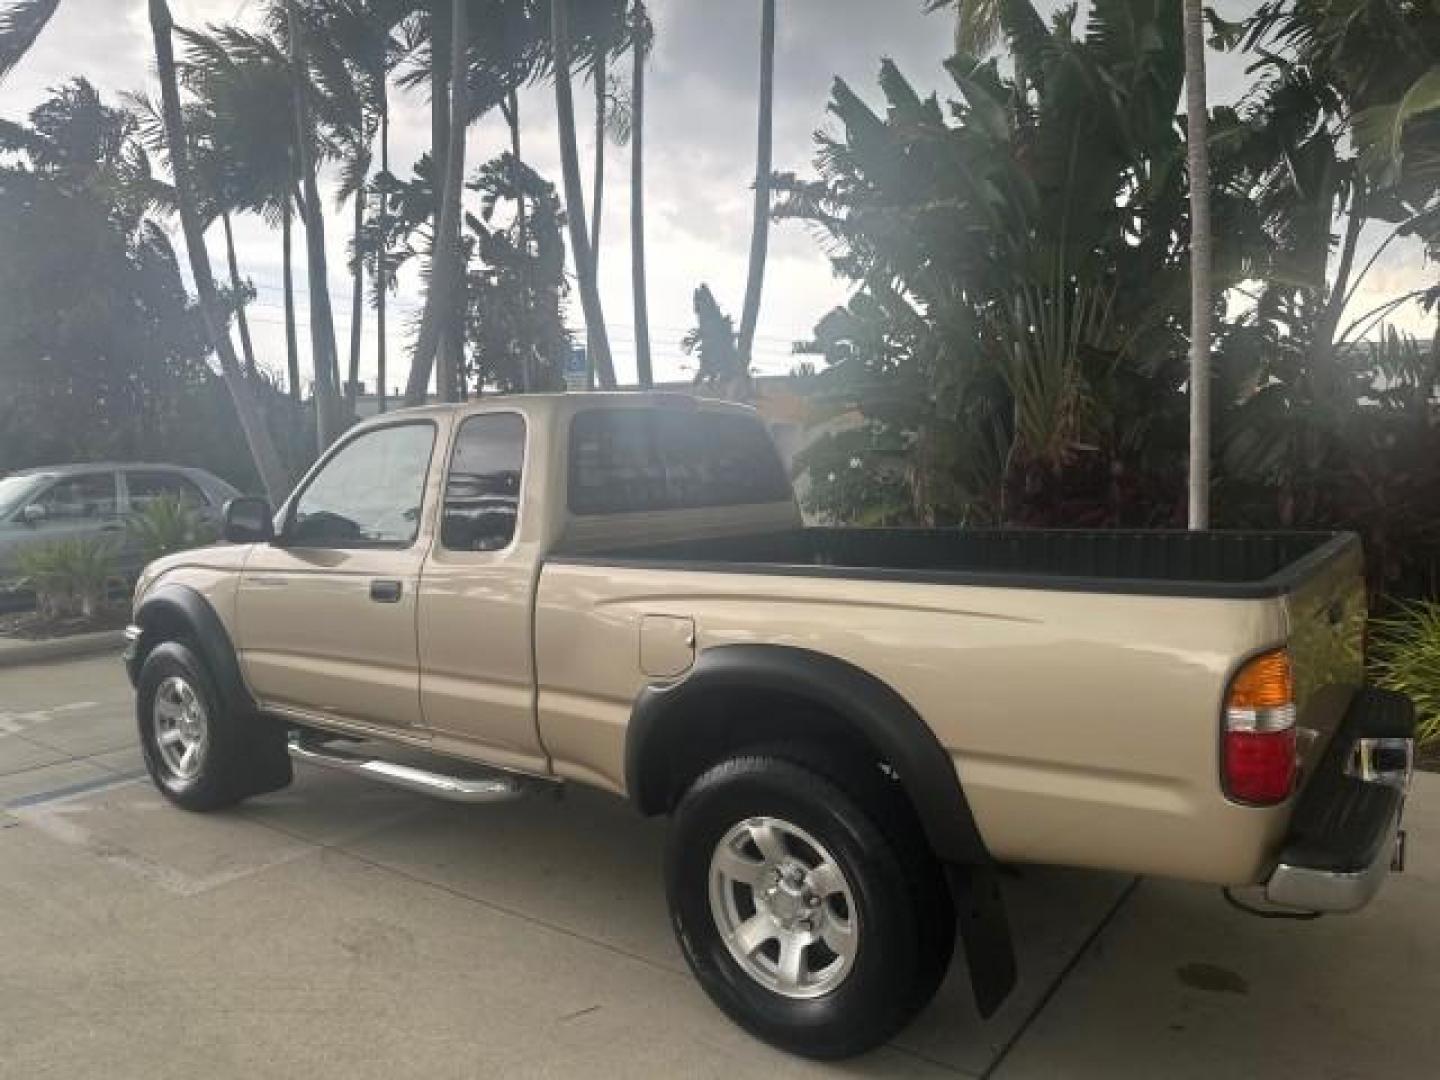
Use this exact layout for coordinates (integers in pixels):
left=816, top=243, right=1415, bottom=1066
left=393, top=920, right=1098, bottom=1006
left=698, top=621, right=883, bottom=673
left=137, top=641, right=291, bottom=811
left=666, top=754, right=951, bottom=1059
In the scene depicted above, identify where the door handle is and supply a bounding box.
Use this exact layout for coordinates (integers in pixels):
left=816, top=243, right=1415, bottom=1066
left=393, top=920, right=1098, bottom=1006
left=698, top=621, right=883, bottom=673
left=370, top=579, right=403, bottom=603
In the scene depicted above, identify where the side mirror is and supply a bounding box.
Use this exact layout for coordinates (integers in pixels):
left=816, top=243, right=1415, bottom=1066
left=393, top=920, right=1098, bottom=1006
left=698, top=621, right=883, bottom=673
left=222, top=497, right=275, bottom=543
left=19, top=503, right=46, bottom=526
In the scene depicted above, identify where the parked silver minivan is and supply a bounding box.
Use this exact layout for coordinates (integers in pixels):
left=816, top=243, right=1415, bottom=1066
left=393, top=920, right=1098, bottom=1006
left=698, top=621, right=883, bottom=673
left=0, top=463, right=240, bottom=589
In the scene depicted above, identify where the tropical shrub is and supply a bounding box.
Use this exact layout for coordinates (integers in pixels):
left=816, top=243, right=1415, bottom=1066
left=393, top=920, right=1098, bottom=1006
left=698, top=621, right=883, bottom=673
left=16, top=538, right=123, bottom=620
left=126, top=495, right=216, bottom=563
left=1371, top=601, right=1440, bottom=748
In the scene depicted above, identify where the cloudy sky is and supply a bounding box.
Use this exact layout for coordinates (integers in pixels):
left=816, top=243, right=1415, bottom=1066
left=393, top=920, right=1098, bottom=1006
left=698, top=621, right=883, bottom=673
left=3, top=1, right=1429, bottom=395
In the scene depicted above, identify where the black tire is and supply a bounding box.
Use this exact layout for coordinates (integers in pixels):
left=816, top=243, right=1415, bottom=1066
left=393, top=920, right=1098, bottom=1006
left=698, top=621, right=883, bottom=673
left=136, top=641, right=292, bottom=812
left=666, top=754, right=955, bottom=1059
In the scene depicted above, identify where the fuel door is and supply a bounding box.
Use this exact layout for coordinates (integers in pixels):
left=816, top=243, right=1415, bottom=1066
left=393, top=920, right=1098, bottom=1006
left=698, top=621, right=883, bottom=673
left=640, top=615, right=696, bottom=679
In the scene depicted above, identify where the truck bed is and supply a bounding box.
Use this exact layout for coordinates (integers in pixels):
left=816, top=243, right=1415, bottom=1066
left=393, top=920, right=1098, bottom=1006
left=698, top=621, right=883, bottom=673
left=555, top=527, right=1357, bottom=599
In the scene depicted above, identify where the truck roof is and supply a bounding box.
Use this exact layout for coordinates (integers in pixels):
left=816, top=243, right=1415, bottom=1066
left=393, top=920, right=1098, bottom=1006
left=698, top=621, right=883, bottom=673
left=368, top=391, right=761, bottom=425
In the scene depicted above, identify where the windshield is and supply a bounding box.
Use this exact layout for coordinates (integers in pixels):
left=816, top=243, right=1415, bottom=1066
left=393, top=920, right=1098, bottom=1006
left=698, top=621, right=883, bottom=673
left=0, top=475, right=43, bottom=519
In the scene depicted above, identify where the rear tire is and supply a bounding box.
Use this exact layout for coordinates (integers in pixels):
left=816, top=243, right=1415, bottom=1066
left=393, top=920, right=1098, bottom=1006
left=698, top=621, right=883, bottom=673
left=666, top=754, right=953, bottom=1059
left=136, top=641, right=291, bottom=812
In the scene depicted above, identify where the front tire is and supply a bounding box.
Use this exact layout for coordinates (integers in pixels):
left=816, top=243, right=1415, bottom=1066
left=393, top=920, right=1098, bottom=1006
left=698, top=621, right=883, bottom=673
left=136, top=641, right=291, bottom=811
left=666, top=754, right=952, bottom=1059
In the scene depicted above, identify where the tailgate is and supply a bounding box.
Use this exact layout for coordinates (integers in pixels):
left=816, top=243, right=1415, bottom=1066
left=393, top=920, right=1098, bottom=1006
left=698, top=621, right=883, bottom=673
left=1284, top=537, right=1366, bottom=779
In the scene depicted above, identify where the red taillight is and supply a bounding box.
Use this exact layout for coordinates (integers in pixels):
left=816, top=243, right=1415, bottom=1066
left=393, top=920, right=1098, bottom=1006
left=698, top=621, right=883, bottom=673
left=1223, top=649, right=1298, bottom=805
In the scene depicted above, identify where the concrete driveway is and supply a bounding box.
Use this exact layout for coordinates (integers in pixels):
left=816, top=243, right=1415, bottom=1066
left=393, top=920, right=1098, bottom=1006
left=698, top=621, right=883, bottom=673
left=2, top=654, right=1436, bottom=1079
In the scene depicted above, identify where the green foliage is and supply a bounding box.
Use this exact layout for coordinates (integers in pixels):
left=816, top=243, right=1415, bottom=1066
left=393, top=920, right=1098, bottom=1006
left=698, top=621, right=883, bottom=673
left=0, top=80, right=311, bottom=490
left=1371, top=601, right=1440, bottom=747
left=795, top=424, right=915, bottom=525
left=126, top=495, right=217, bottom=563
left=779, top=0, right=1207, bottom=527
left=464, top=151, right=571, bottom=392
left=683, top=284, right=750, bottom=400
left=16, top=537, right=122, bottom=620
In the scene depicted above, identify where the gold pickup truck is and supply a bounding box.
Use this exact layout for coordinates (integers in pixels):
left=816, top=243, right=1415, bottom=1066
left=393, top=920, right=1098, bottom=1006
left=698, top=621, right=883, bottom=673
left=124, top=394, right=1415, bottom=1059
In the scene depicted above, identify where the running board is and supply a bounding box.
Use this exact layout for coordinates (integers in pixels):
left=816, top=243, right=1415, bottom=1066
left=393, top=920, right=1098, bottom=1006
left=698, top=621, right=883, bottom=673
left=288, top=735, right=528, bottom=803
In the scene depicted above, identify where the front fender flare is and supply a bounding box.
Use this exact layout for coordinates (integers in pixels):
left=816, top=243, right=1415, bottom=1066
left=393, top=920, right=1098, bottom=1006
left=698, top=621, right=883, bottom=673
left=128, top=583, right=254, bottom=715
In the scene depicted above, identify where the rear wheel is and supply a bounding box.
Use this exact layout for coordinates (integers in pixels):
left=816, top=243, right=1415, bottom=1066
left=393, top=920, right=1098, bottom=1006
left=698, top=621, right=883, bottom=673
left=666, top=754, right=953, bottom=1059
left=136, top=641, right=291, bottom=811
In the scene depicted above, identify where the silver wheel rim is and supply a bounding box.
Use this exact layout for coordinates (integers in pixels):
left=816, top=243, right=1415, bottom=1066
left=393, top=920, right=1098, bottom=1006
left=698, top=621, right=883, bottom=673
left=708, top=816, right=859, bottom=999
left=152, top=675, right=209, bottom=781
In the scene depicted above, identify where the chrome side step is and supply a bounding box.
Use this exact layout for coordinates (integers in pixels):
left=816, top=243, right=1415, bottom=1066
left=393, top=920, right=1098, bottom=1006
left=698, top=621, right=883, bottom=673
left=288, top=735, right=528, bottom=804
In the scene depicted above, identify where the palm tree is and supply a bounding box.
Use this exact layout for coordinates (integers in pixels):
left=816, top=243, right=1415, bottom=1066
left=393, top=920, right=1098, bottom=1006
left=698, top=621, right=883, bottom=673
left=629, top=0, right=653, bottom=388
left=737, top=0, right=775, bottom=374
left=284, top=0, right=344, bottom=447
left=552, top=0, right=617, bottom=389
left=147, top=0, right=289, bottom=501
left=0, top=0, right=58, bottom=80
left=405, top=0, right=470, bottom=405
left=170, top=24, right=306, bottom=400
left=1182, top=0, right=1212, bottom=529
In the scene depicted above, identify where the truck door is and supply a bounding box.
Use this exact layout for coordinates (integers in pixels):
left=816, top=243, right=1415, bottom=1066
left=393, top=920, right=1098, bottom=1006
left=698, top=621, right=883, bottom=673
left=236, top=419, right=440, bottom=734
left=415, top=410, right=548, bottom=774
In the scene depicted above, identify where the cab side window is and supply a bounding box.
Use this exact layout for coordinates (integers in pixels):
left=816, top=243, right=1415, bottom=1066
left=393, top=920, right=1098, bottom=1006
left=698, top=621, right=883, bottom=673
left=441, top=413, right=525, bottom=552
left=289, top=423, right=435, bottom=548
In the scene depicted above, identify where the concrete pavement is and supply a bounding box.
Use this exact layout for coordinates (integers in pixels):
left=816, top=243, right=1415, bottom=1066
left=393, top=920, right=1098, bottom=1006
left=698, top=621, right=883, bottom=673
left=0, top=655, right=1434, bottom=1078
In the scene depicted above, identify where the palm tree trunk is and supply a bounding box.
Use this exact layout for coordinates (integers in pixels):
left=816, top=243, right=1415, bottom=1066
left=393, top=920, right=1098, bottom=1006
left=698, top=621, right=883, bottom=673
left=287, top=0, right=343, bottom=448
left=282, top=197, right=301, bottom=402
left=405, top=0, right=469, bottom=406
left=347, top=188, right=364, bottom=413
left=630, top=1, right=652, bottom=389
left=552, top=0, right=616, bottom=389
left=736, top=0, right=774, bottom=386
left=221, top=211, right=258, bottom=376
left=591, top=51, right=606, bottom=267
left=589, top=50, right=608, bottom=389
left=429, top=0, right=451, bottom=402
left=376, top=93, right=389, bottom=412
left=147, top=0, right=287, bottom=503
left=1183, top=0, right=1211, bottom=530
left=505, top=90, right=532, bottom=393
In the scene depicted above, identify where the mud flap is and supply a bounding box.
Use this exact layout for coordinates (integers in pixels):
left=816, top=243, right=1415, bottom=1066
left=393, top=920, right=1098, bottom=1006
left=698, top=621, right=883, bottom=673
left=946, top=862, right=1017, bottom=1017
left=233, top=712, right=294, bottom=800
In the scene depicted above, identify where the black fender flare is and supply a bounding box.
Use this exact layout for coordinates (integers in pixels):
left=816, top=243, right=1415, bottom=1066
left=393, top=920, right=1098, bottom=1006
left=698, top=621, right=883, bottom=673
left=626, top=643, right=992, bottom=868
left=128, top=583, right=255, bottom=714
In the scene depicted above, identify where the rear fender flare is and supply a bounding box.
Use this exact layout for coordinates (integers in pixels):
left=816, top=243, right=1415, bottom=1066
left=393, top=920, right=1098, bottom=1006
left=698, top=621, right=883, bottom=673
left=626, top=643, right=991, bottom=867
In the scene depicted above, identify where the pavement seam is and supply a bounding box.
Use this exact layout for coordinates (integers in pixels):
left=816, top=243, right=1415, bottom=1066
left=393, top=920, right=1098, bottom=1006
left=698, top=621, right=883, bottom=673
left=978, top=875, right=1142, bottom=1080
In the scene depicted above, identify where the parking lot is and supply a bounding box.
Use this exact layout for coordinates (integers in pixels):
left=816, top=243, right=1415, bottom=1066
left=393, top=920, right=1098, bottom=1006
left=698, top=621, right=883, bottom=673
left=3, top=652, right=1438, bottom=1079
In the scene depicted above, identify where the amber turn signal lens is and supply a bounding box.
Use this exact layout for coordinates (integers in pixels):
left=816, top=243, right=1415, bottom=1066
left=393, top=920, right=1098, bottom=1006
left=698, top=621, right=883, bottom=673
left=1227, top=649, right=1293, bottom=710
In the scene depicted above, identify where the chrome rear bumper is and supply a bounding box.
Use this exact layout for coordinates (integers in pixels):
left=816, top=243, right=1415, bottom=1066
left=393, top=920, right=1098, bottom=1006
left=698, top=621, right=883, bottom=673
left=1263, top=689, right=1414, bottom=915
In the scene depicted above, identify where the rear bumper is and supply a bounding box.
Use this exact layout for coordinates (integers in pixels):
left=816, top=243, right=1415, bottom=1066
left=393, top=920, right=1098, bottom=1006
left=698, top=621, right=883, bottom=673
left=1264, top=688, right=1414, bottom=914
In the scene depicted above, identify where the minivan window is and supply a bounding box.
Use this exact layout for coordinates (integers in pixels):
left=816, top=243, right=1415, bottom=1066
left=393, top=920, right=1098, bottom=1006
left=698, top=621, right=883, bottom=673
left=289, top=423, right=435, bottom=547
left=35, top=474, right=119, bottom=521
left=568, top=408, right=793, bottom=515
left=0, top=475, right=41, bottom=518
left=127, top=471, right=207, bottom=510
left=442, top=413, right=525, bottom=552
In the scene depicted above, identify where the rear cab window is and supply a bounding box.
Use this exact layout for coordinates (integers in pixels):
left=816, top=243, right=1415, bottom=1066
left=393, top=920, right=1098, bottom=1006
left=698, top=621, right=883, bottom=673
left=568, top=407, right=792, bottom=516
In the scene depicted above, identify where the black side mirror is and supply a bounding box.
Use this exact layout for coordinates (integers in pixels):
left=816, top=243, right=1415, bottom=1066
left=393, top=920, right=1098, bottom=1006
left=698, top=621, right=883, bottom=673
left=223, top=497, right=275, bottom=543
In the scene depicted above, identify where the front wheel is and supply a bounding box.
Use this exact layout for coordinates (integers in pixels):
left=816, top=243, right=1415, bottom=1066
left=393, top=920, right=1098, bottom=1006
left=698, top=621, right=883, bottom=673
left=136, top=641, right=291, bottom=811
left=666, top=754, right=953, bottom=1059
